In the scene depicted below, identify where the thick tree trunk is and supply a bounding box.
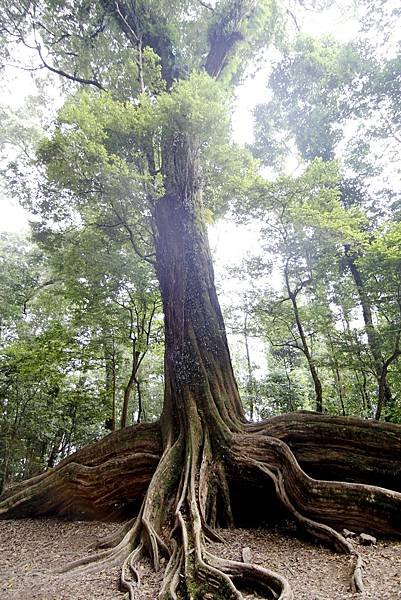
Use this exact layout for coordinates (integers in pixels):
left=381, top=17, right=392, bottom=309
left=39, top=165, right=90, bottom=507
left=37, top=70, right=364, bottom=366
left=155, top=133, right=245, bottom=445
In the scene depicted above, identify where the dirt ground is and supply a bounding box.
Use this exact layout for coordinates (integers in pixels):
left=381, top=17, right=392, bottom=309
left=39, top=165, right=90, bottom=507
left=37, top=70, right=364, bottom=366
left=1, top=517, right=400, bottom=599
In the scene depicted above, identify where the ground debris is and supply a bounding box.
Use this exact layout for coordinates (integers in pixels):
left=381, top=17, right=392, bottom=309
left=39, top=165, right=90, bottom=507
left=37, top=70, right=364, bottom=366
left=359, top=533, right=377, bottom=546
left=342, top=529, right=356, bottom=538
left=242, top=546, right=252, bottom=563
left=1, top=518, right=400, bottom=599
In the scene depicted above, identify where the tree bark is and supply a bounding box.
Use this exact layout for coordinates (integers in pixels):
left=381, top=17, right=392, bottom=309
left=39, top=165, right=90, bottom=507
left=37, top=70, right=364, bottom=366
left=327, top=333, right=346, bottom=416
left=284, top=266, right=323, bottom=412
left=243, top=313, right=257, bottom=420
left=104, top=336, right=116, bottom=432
left=120, top=345, right=141, bottom=429
left=344, top=248, right=393, bottom=417
left=155, top=133, right=245, bottom=443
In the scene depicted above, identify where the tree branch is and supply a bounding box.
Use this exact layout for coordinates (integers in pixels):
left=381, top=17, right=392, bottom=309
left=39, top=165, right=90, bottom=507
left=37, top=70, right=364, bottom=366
left=205, top=0, right=258, bottom=78
left=35, top=43, right=105, bottom=90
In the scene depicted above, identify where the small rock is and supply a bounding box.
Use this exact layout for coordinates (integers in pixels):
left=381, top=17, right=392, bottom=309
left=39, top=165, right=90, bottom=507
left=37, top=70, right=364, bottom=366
left=360, top=533, right=377, bottom=545
left=242, top=547, right=252, bottom=563
left=342, top=528, right=356, bottom=538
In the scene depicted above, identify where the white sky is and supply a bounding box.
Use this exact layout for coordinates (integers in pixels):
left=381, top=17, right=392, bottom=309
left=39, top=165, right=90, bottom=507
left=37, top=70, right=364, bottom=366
left=0, top=193, right=30, bottom=232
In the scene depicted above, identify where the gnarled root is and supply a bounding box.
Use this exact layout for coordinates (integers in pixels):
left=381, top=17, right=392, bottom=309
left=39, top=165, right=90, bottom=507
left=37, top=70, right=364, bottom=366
left=230, top=431, right=401, bottom=593
left=249, top=412, right=401, bottom=491
left=56, top=428, right=293, bottom=599
left=0, top=423, right=161, bottom=519
left=232, top=433, right=401, bottom=536
left=2, top=413, right=401, bottom=598
left=158, top=429, right=292, bottom=599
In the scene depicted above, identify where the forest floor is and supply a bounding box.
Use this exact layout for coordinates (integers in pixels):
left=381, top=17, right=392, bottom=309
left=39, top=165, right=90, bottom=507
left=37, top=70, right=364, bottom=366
left=0, top=517, right=400, bottom=599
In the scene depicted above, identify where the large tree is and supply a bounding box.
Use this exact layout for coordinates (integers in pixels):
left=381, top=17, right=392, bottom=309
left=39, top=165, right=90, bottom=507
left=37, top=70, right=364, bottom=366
left=1, top=2, right=401, bottom=599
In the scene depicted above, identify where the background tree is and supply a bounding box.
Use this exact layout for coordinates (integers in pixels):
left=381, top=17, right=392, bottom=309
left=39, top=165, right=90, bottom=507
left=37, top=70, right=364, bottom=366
left=0, top=226, right=164, bottom=490
left=249, top=31, right=401, bottom=420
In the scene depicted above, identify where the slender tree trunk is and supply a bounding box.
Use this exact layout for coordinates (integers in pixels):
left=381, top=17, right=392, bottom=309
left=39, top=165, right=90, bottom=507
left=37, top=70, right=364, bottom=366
left=345, top=248, right=393, bottom=416
left=120, top=346, right=141, bottom=429
left=284, top=269, right=323, bottom=412
left=243, top=313, right=257, bottom=420
left=376, top=371, right=387, bottom=421
left=104, top=336, right=116, bottom=431
left=47, top=431, right=64, bottom=468
left=283, top=354, right=296, bottom=412
left=376, top=348, right=401, bottom=420
left=354, top=370, right=370, bottom=415
left=332, top=363, right=346, bottom=417
left=327, top=334, right=346, bottom=416
left=0, top=436, right=9, bottom=495
left=135, top=377, right=143, bottom=423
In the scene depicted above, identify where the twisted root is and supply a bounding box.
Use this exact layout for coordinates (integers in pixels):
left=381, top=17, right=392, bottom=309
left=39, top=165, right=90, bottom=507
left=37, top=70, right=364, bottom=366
left=2, top=414, right=401, bottom=598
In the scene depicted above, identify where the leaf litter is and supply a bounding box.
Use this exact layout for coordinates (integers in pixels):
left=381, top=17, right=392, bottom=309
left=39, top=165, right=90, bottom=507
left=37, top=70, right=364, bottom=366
left=1, top=518, right=400, bottom=599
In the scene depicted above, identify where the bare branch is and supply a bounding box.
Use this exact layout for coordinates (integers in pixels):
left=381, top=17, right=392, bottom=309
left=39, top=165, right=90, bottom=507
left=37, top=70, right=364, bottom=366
left=35, top=43, right=105, bottom=90
left=198, top=0, right=215, bottom=11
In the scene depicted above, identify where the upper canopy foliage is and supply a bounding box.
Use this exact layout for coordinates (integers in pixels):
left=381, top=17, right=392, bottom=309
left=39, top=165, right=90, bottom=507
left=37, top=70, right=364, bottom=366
left=0, top=0, right=282, bottom=90
left=1, top=1, right=281, bottom=235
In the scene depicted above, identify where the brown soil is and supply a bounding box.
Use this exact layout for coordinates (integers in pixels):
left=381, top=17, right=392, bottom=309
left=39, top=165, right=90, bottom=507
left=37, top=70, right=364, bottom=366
left=0, top=518, right=400, bottom=599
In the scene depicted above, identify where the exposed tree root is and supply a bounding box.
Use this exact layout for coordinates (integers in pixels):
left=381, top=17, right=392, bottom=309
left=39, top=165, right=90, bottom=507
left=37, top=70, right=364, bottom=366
left=232, top=433, right=401, bottom=536
left=1, top=413, right=401, bottom=598
left=249, top=413, right=401, bottom=491
left=157, top=428, right=293, bottom=600
left=0, top=423, right=161, bottom=519
left=229, top=437, right=364, bottom=592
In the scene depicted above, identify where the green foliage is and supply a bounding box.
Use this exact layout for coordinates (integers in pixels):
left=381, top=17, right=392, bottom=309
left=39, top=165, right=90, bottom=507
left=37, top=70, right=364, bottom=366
left=0, top=233, right=107, bottom=484
left=257, top=369, right=309, bottom=417
left=230, top=16, right=401, bottom=422
left=253, top=35, right=365, bottom=164
left=0, top=227, right=164, bottom=486
left=158, top=73, right=231, bottom=141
